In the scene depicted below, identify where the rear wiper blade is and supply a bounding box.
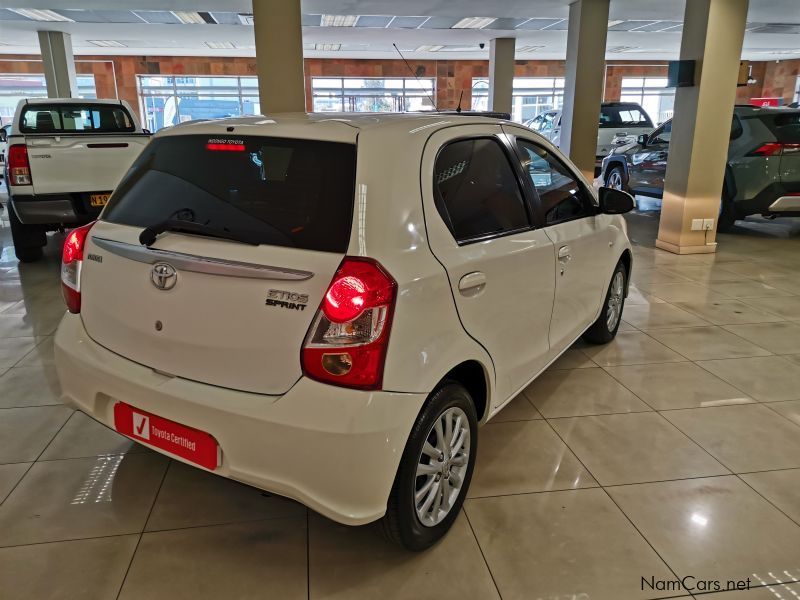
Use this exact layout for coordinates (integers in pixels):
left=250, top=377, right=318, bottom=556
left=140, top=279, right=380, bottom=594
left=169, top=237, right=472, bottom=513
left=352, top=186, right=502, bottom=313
left=139, top=219, right=261, bottom=247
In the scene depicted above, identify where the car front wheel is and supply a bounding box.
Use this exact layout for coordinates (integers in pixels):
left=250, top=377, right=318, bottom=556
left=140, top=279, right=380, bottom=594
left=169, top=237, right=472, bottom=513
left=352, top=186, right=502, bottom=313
left=583, top=260, right=627, bottom=344
left=605, top=165, right=626, bottom=191
left=381, top=382, right=478, bottom=551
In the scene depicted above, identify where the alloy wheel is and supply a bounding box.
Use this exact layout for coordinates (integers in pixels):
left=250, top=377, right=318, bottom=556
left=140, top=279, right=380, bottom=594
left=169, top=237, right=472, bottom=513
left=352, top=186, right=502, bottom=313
left=414, top=406, right=471, bottom=527
left=606, top=270, right=625, bottom=331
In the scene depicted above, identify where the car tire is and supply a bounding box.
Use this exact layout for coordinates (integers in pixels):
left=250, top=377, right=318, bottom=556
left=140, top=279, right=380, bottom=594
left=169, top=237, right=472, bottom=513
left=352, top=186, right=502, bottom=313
left=604, top=164, right=626, bottom=192
left=8, top=204, right=45, bottom=263
left=717, top=197, right=738, bottom=232
left=380, top=381, right=478, bottom=551
left=583, top=260, right=627, bottom=345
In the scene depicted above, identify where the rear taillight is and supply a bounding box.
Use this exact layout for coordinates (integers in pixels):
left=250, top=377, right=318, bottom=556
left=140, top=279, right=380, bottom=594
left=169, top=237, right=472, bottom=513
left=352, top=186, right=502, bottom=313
left=61, top=222, right=96, bottom=314
left=747, top=142, right=799, bottom=157
left=302, top=257, right=397, bottom=390
left=8, top=144, right=32, bottom=185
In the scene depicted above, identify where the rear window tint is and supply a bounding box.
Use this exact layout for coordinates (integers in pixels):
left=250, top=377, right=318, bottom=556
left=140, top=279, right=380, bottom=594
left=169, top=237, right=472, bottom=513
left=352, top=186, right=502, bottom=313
left=104, top=135, right=356, bottom=253
left=599, top=105, right=653, bottom=129
left=20, top=104, right=135, bottom=134
left=768, top=112, right=800, bottom=143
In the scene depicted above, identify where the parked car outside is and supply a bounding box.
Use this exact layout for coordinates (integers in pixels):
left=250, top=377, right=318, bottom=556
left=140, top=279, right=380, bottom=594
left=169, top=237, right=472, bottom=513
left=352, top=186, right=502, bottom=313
left=525, top=102, right=655, bottom=170
left=600, top=105, right=800, bottom=230
left=4, top=98, right=151, bottom=261
left=54, top=113, right=634, bottom=551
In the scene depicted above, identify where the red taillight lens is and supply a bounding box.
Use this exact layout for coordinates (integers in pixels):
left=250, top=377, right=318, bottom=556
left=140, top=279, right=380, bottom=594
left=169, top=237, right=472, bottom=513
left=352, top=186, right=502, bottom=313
left=302, top=257, right=397, bottom=390
left=747, top=142, right=784, bottom=157
left=61, top=222, right=96, bottom=314
left=8, top=144, right=32, bottom=185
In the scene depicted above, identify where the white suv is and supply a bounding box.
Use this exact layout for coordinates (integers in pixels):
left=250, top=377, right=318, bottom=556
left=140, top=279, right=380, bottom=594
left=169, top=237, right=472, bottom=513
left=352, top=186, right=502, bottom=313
left=54, top=113, right=634, bottom=550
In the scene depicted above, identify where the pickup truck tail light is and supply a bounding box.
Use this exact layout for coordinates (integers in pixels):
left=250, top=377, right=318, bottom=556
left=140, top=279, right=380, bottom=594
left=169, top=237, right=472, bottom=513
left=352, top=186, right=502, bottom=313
left=302, top=257, right=397, bottom=390
left=8, top=144, right=32, bottom=186
left=747, top=142, right=800, bottom=157
left=61, top=222, right=96, bottom=314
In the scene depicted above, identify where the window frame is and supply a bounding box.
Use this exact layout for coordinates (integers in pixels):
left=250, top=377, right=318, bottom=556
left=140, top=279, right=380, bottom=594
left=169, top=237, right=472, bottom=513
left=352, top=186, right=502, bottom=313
left=649, top=120, right=671, bottom=145
left=509, top=135, right=599, bottom=227
left=432, top=133, right=537, bottom=246
left=19, top=103, right=136, bottom=135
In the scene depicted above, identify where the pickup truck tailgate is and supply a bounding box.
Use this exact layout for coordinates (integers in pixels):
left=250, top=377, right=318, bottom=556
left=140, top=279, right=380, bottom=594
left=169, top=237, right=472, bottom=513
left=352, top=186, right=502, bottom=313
left=26, top=134, right=150, bottom=195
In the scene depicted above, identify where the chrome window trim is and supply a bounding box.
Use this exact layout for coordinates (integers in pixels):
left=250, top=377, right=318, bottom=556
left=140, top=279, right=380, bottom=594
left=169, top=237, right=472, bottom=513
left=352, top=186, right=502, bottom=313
left=92, top=237, right=314, bottom=281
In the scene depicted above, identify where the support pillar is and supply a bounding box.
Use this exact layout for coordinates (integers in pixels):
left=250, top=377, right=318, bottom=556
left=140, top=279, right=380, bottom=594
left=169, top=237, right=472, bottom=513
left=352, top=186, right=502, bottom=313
left=252, top=0, right=306, bottom=114
left=488, top=38, right=515, bottom=116
left=38, top=31, right=78, bottom=98
left=656, top=0, right=749, bottom=254
left=560, top=0, right=610, bottom=180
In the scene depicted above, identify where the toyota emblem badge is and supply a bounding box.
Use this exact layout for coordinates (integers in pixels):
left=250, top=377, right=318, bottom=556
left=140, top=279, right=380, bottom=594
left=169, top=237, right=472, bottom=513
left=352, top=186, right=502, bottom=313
left=151, top=263, right=177, bottom=291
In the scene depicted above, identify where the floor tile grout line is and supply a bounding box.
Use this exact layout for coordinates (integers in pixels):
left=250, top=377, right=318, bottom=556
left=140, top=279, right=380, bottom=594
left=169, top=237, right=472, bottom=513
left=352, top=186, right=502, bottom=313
left=461, top=507, right=504, bottom=600
left=0, top=514, right=308, bottom=551
left=734, top=472, right=800, bottom=529
left=692, top=356, right=800, bottom=408
left=114, top=458, right=172, bottom=600
left=540, top=414, right=686, bottom=587
left=0, top=462, right=35, bottom=507
left=305, top=508, right=310, bottom=600
left=761, top=400, right=800, bottom=433
left=34, top=409, right=78, bottom=462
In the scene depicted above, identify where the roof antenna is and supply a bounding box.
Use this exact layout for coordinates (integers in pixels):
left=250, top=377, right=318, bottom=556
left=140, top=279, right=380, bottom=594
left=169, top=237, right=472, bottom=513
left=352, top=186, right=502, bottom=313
left=456, top=90, right=464, bottom=113
left=392, top=43, right=439, bottom=113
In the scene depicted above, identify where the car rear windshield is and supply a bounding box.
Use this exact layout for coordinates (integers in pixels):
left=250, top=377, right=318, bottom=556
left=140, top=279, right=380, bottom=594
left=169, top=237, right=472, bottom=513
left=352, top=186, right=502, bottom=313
left=20, top=104, right=135, bottom=134
left=103, top=135, right=357, bottom=253
left=599, top=105, right=653, bottom=129
left=765, top=112, right=800, bottom=143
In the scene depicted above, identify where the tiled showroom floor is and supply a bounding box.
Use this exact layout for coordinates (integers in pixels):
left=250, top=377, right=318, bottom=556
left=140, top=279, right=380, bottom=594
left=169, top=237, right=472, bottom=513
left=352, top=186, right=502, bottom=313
left=1, top=193, right=799, bottom=600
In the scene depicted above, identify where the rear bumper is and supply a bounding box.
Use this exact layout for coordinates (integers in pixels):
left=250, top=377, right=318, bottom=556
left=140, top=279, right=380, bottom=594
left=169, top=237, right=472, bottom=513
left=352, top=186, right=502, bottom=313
left=734, top=182, right=800, bottom=217
left=54, top=313, right=426, bottom=525
left=11, top=193, right=103, bottom=226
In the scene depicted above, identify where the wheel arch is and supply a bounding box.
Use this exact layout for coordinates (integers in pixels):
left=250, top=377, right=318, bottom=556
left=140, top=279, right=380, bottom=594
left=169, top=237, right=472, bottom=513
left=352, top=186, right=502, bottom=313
left=618, top=248, right=633, bottom=296
left=603, top=157, right=629, bottom=183
left=439, top=360, right=490, bottom=423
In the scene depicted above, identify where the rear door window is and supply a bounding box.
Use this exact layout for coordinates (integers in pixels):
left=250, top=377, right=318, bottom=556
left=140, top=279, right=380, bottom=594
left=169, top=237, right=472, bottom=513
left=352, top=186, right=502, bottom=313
left=599, top=105, right=653, bottom=129
left=434, top=137, right=530, bottom=243
left=770, top=113, right=800, bottom=143
left=20, top=104, right=135, bottom=133
left=104, top=135, right=357, bottom=253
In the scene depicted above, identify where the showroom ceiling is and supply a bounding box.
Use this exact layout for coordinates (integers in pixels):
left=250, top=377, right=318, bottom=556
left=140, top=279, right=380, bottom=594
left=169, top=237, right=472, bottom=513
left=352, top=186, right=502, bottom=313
left=0, top=0, right=798, bottom=60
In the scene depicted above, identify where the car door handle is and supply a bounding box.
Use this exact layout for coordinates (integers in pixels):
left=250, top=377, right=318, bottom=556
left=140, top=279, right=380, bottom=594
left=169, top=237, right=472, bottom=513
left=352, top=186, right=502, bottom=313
left=458, top=271, right=486, bottom=294
left=558, top=246, right=572, bottom=262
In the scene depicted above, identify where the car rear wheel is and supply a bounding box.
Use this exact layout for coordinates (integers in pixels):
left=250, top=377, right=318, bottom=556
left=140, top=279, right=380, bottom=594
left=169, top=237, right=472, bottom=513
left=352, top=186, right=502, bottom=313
left=583, top=260, right=627, bottom=344
left=8, top=204, right=45, bottom=263
left=605, top=165, right=626, bottom=192
left=381, top=382, right=477, bottom=551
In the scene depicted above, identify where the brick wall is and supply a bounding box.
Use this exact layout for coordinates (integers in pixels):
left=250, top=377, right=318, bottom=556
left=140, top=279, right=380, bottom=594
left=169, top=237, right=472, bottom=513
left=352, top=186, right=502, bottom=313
left=1, top=54, right=794, bottom=122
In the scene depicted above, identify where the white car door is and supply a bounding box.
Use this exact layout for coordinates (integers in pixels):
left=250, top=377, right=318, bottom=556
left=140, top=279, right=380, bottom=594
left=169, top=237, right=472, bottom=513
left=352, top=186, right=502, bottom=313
left=509, top=132, right=615, bottom=352
left=421, top=124, right=556, bottom=405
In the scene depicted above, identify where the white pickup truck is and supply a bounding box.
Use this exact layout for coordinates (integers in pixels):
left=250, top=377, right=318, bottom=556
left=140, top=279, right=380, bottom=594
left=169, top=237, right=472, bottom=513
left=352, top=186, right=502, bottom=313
left=3, top=98, right=151, bottom=262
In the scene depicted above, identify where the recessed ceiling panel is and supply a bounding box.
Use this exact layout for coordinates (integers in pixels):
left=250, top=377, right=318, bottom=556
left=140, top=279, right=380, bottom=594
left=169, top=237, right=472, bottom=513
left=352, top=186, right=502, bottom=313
left=355, top=15, right=393, bottom=28
left=302, top=14, right=322, bottom=26
left=209, top=12, right=241, bottom=25
left=609, top=20, right=657, bottom=31
left=390, top=16, right=429, bottom=29
left=484, top=18, right=530, bottom=30
left=515, top=18, right=564, bottom=30
left=631, top=21, right=682, bottom=32
left=419, top=16, right=461, bottom=29
left=134, top=11, right=181, bottom=24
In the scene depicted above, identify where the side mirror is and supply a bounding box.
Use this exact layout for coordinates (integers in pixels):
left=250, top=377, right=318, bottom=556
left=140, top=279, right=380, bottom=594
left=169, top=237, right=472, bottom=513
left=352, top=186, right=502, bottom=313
left=637, top=134, right=648, bottom=146
left=599, top=187, right=635, bottom=215
left=0, top=130, right=6, bottom=143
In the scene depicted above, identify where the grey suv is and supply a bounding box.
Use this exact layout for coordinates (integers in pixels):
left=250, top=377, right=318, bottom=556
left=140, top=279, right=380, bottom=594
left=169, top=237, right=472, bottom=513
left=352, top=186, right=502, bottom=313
left=600, top=106, right=800, bottom=230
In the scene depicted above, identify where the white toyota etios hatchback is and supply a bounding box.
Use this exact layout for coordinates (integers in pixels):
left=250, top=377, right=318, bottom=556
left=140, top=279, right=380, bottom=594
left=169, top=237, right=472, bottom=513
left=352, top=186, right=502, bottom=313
left=54, top=113, right=634, bottom=550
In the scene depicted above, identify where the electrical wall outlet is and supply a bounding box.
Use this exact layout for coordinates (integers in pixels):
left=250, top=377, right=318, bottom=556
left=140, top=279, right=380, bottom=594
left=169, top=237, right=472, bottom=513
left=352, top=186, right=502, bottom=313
left=691, top=219, right=704, bottom=231
left=703, top=218, right=715, bottom=230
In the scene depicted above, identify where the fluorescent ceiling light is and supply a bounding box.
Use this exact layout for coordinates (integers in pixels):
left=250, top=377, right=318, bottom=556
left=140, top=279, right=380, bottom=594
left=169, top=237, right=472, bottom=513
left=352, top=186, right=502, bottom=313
left=516, top=45, right=545, bottom=52
left=315, top=43, right=342, bottom=51
left=320, top=15, right=358, bottom=27
left=238, top=13, right=255, bottom=25
left=172, top=11, right=215, bottom=24
left=607, top=20, right=624, bottom=27
left=416, top=45, right=444, bottom=52
left=8, top=8, right=73, bottom=22
left=89, top=40, right=128, bottom=47
left=607, top=45, right=641, bottom=53
left=452, top=17, right=496, bottom=29
left=205, top=41, right=236, bottom=49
